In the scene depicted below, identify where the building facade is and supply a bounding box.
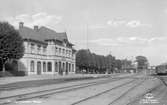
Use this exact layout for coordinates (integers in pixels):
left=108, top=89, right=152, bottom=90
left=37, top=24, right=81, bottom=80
left=18, top=22, right=76, bottom=75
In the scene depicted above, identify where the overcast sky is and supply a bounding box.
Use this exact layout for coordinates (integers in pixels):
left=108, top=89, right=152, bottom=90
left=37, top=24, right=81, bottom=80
left=0, top=0, right=167, bottom=65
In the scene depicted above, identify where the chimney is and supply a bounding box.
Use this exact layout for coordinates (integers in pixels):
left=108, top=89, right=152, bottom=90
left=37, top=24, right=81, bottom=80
left=19, top=22, right=24, bottom=29
left=34, top=25, right=38, bottom=31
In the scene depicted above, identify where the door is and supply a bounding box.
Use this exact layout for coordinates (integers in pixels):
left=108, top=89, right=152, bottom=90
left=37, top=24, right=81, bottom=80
left=65, top=62, right=68, bottom=75
left=58, top=62, right=62, bottom=75
left=37, top=61, right=41, bottom=75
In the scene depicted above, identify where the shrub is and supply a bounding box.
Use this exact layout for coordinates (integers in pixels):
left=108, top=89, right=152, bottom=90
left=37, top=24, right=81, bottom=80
left=10, top=70, right=26, bottom=76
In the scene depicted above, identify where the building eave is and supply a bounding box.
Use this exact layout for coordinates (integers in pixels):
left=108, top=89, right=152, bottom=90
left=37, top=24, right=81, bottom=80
left=24, top=38, right=48, bottom=45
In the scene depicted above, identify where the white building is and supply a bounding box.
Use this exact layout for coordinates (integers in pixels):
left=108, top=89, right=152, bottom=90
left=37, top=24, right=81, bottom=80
left=17, top=22, right=76, bottom=75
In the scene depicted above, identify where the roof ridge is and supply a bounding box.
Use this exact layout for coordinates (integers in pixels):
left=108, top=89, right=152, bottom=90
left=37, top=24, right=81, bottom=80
left=39, top=26, right=66, bottom=34
left=19, top=24, right=69, bottom=43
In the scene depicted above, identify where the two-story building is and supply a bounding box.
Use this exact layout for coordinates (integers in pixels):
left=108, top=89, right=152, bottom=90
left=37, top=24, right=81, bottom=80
left=17, top=22, right=76, bottom=75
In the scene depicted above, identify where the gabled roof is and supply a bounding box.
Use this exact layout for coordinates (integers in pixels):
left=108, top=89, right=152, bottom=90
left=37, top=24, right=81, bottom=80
left=18, top=24, right=69, bottom=44
left=19, top=26, right=41, bottom=41
left=38, top=26, right=68, bottom=42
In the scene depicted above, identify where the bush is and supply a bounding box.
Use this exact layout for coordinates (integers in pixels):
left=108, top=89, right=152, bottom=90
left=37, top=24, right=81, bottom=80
left=10, top=70, right=26, bottom=76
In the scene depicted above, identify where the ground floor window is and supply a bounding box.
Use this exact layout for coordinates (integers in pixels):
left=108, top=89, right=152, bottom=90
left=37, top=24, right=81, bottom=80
left=43, top=62, right=46, bottom=72
left=47, top=62, right=52, bottom=72
left=55, top=62, right=58, bottom=72
left=37, top=61, right=41, bottom=75
left=72, top=64, right=74, bottom=72
left=69, top=63, right=71, bottom=72
left=63, top=63, right=65, bottom=72
left=30, top=61, right=34, bottom=72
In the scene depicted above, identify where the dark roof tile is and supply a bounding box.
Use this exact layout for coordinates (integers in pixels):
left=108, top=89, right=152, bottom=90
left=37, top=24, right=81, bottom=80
left=19, top=25, right=68, bottom=43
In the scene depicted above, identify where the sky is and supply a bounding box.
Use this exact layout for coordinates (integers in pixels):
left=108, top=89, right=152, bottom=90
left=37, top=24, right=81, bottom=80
left=0, top=0, right=167, bottom=65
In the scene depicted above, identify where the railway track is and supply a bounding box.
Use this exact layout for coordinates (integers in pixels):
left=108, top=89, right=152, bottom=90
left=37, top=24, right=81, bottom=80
left=108, top=79, right=145, bottom=105
left=0, top=74, right=121, bottom=91
left=0, top=76, right=101, bottom=91
left=70, top=78, right=144, bottom=105
left=126, top=75, right=163, bottom=105
left=0, top=76, right=132, bottom=105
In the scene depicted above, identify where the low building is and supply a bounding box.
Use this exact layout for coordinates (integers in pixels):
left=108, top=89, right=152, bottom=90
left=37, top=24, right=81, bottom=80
left=17, top=22, right=76, bottom=75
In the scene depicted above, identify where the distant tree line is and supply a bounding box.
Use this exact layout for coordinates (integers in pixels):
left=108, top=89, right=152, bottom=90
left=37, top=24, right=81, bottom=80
left=76, top=49, right=131, bottom=74
left=76, top=49, right=149, bottom=74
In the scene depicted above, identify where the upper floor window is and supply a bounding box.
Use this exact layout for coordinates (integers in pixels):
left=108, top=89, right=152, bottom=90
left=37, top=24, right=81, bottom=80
left=37, top=45, right=41, bottom=51
left=69, top=50, right=71, bottom=56
left=63, top=49, right=65, bottom=54
left=31, top=43, right=35, bottom=50
left=55, top=47, right=58, bottom=53
left=43, top=46, right=46, bottom=53
left=66, top=50, right=68, bottom=55
left=59, top=48, right=61, bottom=54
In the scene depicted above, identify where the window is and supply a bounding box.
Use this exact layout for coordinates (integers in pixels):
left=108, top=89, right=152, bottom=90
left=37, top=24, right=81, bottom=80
left=66, top=50, right=68, bottom=55
left=59, top=48, right=61, bottom=54
left=55, top=62, right=58, bottom=72
left=69, top=50, right=71, bottom=56
left=43, top=46, right=46, bottom=53
left=69, top=63, right=71, bottom=72
left=30, top=61, right=34, bottom=72
left=72, top=64, right=74, bottom=72
left=63, top=49, right=65, bottom=55
left=31, top=43, right=35, bottom=51
left=47, top=62, right=52, bottom=72
left=37, top=45, right=41, bottom=54
left=37, top=45, right=41, bottom=51
left=37, top=61, right=41, bottom=74
left=43, top=62, right=46, bottom=72
left=55, top=47, right=58, bottom=53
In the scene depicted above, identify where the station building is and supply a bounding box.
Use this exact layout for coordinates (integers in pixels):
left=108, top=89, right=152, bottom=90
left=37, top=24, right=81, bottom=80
left=17, top=22, right=76, bottom=75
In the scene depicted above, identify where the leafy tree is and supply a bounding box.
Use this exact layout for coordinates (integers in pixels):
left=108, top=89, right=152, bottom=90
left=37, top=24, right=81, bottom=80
left=0, top=22, right=24, bottom=72
left=135, top=56, right=148, bottom=70
left=76, top=49, right=91, bottom=72
left=105, top=54, right=115, bottom=73
left=90, top=53, right=97, bottom=73
left=76, top=49, right=134, bottom=74
left=115, top=59, right=122, bottom=71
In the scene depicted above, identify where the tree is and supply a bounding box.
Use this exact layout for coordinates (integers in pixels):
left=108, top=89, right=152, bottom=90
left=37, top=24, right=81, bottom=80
left=105, top=54, right=115, bottom=73
left=0, top=22, right=24, bottom=72
left=135, top=56, right=148, bottom=70
left=76, top=49, right=91, bottom=73
left=115, top=59, right=122, bottom=72
left=76, top=49, right=129, bottom=74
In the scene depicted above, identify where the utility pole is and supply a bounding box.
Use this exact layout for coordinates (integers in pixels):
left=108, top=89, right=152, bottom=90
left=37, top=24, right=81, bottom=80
left=86, top=24, right=88, bottom=50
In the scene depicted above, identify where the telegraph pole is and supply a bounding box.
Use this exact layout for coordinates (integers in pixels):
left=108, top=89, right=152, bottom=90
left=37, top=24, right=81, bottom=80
left=86, top=24, right=88, bottom=50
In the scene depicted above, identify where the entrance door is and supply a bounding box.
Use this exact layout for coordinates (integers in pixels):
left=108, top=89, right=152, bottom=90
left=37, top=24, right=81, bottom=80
left=65, top=62, right=68, bottom=75
left=55, top=62, right=58, bottom=72
left=37, top=61, right=41, bottom=75
left=62, top=63, right=65, bottom=75
left=58, top=62, right=62, bottom=75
